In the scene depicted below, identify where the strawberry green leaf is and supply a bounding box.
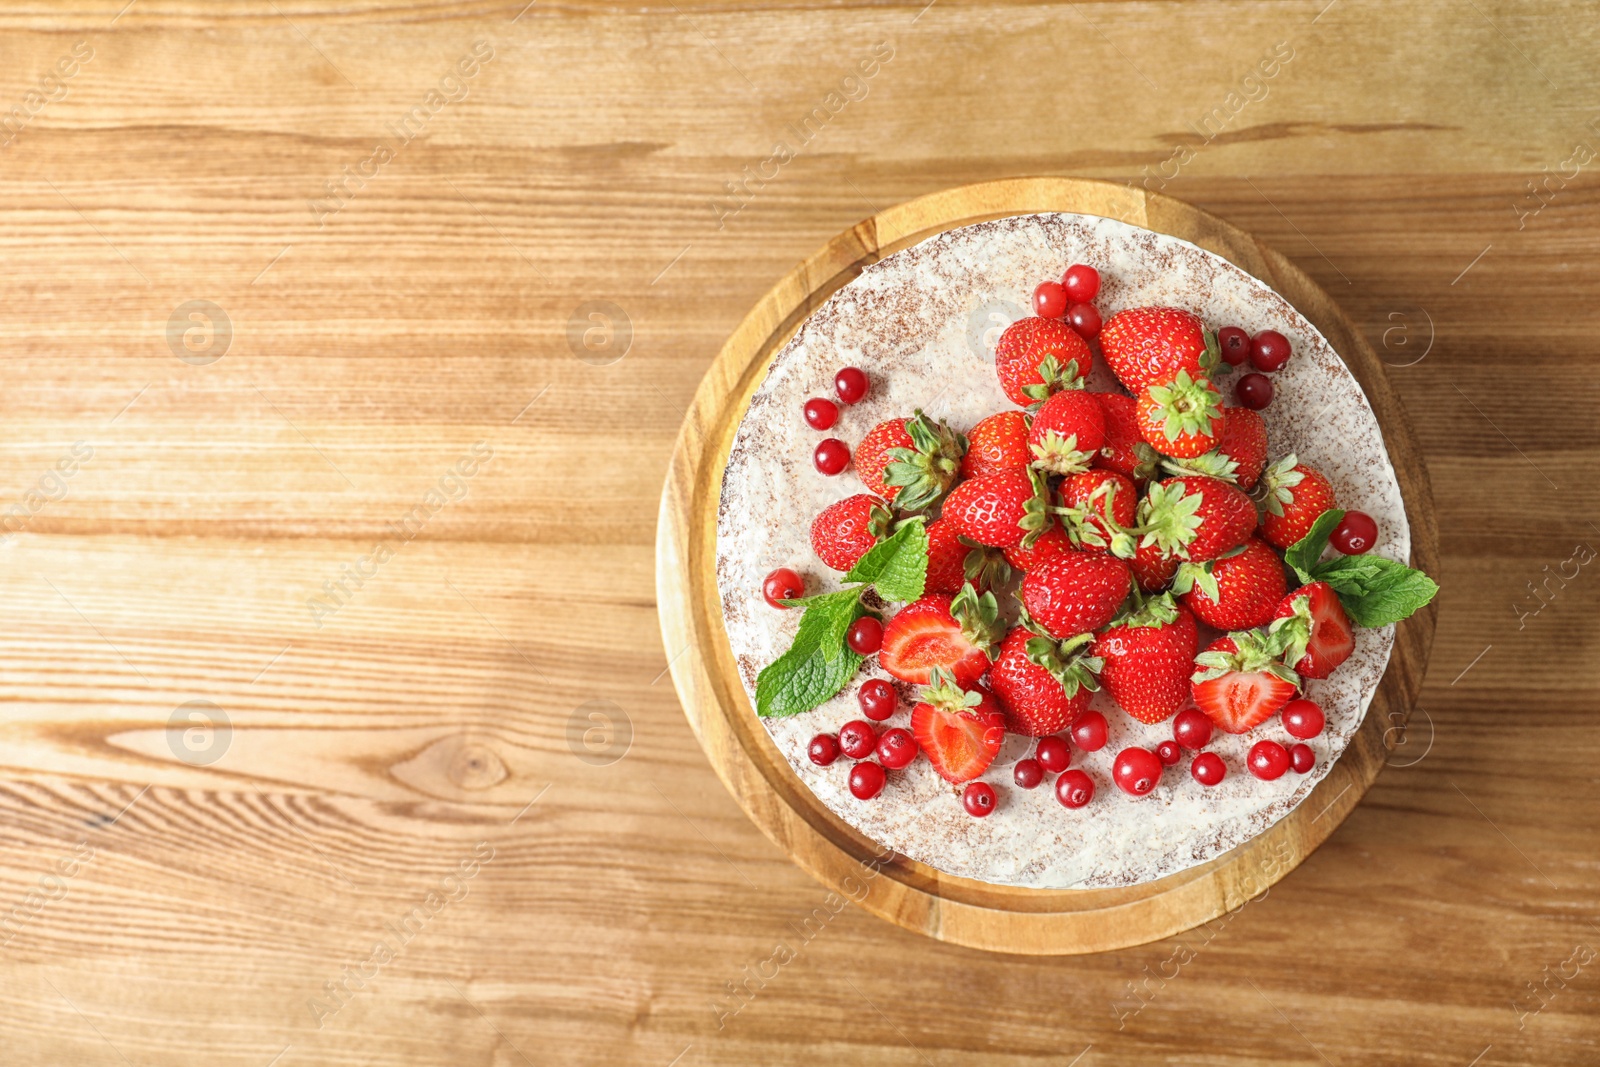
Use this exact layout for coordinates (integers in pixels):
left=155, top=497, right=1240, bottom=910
left=1310, top=554, right=1439, bottom=627
left=1283, top=508, right=1345, bottom=581
left=755, top=589, right=866, bottom=717
left=844, top=517, right=928, bottom=602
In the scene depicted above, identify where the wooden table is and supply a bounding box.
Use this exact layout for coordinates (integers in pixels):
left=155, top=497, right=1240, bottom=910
left=0, top=3, right=1593, bottom=1065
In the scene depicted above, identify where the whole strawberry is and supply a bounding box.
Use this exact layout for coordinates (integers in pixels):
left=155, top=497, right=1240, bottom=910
left=1058, top=469, right=1136, bottom=554
left=1022, top=551, right=1133, bottom=638
left=810, top=494, right=890, bottom=571
left=989, top=626, right=1102, bottom=737
left=925, top=516, right=1009, bottom=595
left=1131, top=538, right=1180, bottom=592
left=1136, top=475, right=1256, bottom=562
left=1135, top=370, right=1223, bottom=459
left=1190, top=629, right=1301, bottom=734
left=1099, top=306, right=1217, bottom=393
left=943, top=467, right=1051, bottom=550
left=961, top=410, right=1032, bottom=478
left=1093, top=594, right=1199, bottom=724
left=1027, top=389, right=1107, bottom=475
left=910, top=668, right=1007, bottom=783
left=1094, top=393, right=1160, bottom=482
left=878, top=587, right=1004, bottom=687
left=1158, top=406, right=1268, bottom=488
left=1003, top=521, right=1074, bottom=573
left=1270, top=580, right=1355, bottom=680
left=1257, top=455, right=1337, bottom=549
left=854, top=410, right=966, bottom=512
left=1174, top=537, right=1287, bottom=630
left=994, top=317, right=1093, bottom=408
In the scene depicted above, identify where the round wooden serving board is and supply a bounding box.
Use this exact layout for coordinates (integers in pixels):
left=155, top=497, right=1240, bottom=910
left=656, top=177, right=1439, bottom=955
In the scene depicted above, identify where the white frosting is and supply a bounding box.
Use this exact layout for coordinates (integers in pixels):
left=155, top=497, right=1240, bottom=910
left=716, top=213, right=1409, bottom=889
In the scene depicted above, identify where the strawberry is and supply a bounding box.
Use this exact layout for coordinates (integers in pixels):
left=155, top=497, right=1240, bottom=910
left=1131, top=538, right=1180, bottom=592
left=994, top=317, right=1093, bottom=408
left=1257, top=455, right=1337, bottom=549
left=878, top=586, right=1004, bottom=687
left=1021, top=551, right=1133, bottom=638
left=1135, top=370, right=1223, bottom=459
left=988, top=626, right=1102, bottom=737
left=1158, top=405, right=1268, bottom=489
left=1173, top=537, right=1287, bottom=631
left=1002, top=521, right=1074, bottom=573
left=854, top=410, right=966, bottom=512
left=1094, top=392, right=1160, bottom=482
left=810, top=494, right=891, bottom=571
left=1099, top=306, right=1217, bottom=394
left=910, top=669, right=1007, bottom=783
left=942, top=467, right=1051, bottom=549
left=1190, top=630, right=1300, bottom=734
left=1027, top=388, right=1107, bottom=475
left=1058, top=469, right=1136, bottom=554
left=961, top=410, right=1031, bottom=478
left=1092, top=594, right=1199, bottom=724
left=925, top=516, right=1009, bottom=595
left=1135, top=475, right=1256, bottom=562
left=1271, top=580, right=1355, bottom=680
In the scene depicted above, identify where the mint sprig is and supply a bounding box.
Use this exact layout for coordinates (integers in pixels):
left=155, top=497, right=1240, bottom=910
left=1282, top=508, right=1438, bottom=628
left=756, top=519, right=930, bottom=718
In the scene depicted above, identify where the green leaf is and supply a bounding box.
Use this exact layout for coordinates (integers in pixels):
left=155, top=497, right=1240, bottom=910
left=755, top=590, right=866, bottom=717
left=845, top=518, right=928, bottom=602
left=1283, top=508, right=1345, bottom=581
left=1311, top=554, right=1439, bottom=627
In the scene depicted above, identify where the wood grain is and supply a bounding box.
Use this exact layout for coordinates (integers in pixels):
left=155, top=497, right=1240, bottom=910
left=0, top=2, right=1594, bottom=1065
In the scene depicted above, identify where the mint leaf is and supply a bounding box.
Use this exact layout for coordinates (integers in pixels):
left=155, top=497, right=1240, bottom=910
left=1310, top=554, right=1439, bottom=627
left=1284, top=508, right=1345, bottom=581
left=844, top=518, right=928, bottom=602
left=755, top=590, right=866, bottom=717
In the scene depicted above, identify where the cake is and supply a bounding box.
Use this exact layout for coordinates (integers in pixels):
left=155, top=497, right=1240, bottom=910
left=714, top=212, right=1435, bottom=890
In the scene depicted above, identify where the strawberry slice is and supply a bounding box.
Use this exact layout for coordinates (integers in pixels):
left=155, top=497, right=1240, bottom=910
left=909, top=669, right=1007, bottom=783
left=1190, top=631, right=1299, bottom=734
left=1272, top=580, right=1355, bottom=680
left=878, top=588, right=1003, bottom=687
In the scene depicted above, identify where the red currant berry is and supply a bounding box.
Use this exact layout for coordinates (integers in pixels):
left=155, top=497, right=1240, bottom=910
left=875, top=727, right=917, bottom=770
left=845, top=616, right=883, bottom=655
left=837, top=720, right=878, bottom=760
left=1191, top=751, right=1226, bottom=786
left=1281, top=699, right=1325, bottom=740
left=1056, top=769, right=1095, bottom=808
left=814, top=438, right=850, bottom=475
left=1069, top=711, right=1108, bottom=752
left=1172, top=708, right=1213, bottom=750
left=848, top=761, right=886, bottom=799
left=1249, top=329, right=1292, bottom=372
left=962, top=781, right=997, bottom=817
left=1331, top=510, right=1379, bottom=555
left=1065, top=303, right=1102, bottom=339
left=1112, top=748, right=1163, bottom=797
left=1013, top=758, right=1044, bottom=789
left=1248, top=740, right=1291, bottom=781
left=1217, top=326, right=1251, bottom=366
left=1035, top=735, right=1071, bottom=774
left=1156, top=740, right=1182, bottom=767
left=803, top=397, right=839, bottom=430
left=1290, top=743, right=1315, bottom=774
left=1236, top=372, right=1273, bottom=410
left=808, top=733, right=840, bottom=766
left=834, top=367, right=869, bottom=405
left=762, top=567, right=803, bottom=608
left=1062, top=264, right=1101, bottom=304
left=857, top=678, right=897, bottom=721
left=1033, top=281, right=1068, bottom=319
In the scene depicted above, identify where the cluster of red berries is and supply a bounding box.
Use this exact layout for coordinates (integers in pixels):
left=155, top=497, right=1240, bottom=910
left=1216, top=325, right=1293, bottom=411
left=806, top=368, right=871, bottom=476
left=1031, top=263, right=1105, bottom=340
left=807, top=680, right=912, bottom=801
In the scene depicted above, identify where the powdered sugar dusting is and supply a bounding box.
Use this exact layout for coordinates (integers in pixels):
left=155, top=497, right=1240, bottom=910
left=716, top=213, right=1408, bottom=889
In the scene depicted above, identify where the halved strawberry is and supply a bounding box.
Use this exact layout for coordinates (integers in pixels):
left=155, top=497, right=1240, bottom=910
left=1174, top=537, right=1287, bottom=631
left=988, top=626, right=1101, bottom=737
left=1257, top=455, right=1338, bottom=549
left=910, top=669, right=1007, bottom=783
left=855, top=410, right=966, bottom=512
left=924, top=517, right=1009, bottom=595
left=1021, top=551, right=1133, bottom=639
left=961, top=410, right=1031, bottom=479
left=1190, top=631, right=1300, bottom=734
left=994, top=317, right=1093, bottom=408
left=942, top=467, right=1051, bottom=550
left=1093, top=595, right=1199, bottom=724
left=1093, top=393, right=1161, bottom=482
left=878, top=587, right=1003, bottom=687
left=1271, top=581, right=1355, bottom=680
left=1027, top=388, right=1106, bottom=475
left=810, top=494, right=891, bottom=572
